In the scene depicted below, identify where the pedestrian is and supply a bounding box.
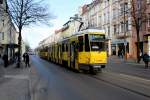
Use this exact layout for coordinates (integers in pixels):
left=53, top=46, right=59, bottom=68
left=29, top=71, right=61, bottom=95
left=14, top=52, right=18, bottom=63
left=120, top=49, right=124, bottom=58
left=138, top=50, right=143, bottom=63
left=2, top=54, right=8, bottom=68
left=23, top=53, right=26, bottom=62
left=25, top=53, right=30, bottom=67
left=143, top=52, right=149, bottom=69
left=118, top=49, right=120, bottom=58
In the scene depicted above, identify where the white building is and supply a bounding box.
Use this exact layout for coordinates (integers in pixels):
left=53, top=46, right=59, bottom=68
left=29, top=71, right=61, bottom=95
left=0, top=0, right=26, bottom=62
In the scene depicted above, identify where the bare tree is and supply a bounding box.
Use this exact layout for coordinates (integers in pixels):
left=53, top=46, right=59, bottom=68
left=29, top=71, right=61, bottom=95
left=130, top=0, right=147, bottom=62
left=6, top=0, right=52, bottom=67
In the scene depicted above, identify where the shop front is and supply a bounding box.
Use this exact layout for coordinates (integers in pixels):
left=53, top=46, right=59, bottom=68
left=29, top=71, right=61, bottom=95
left=111, top=39, right=129, bottom=57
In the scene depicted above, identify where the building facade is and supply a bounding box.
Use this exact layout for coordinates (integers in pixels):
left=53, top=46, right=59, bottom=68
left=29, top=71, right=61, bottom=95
left=0, top=0, right=25, bottom=62
left=143, top=0, right=150, bottom=55
left=79, top=0, right=150, bottom=60
left=39, top=0, right=150, bottom=61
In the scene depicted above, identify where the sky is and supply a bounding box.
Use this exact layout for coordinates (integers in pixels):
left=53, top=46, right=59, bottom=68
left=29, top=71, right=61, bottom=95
left=22, top=0, right=92, bottom=49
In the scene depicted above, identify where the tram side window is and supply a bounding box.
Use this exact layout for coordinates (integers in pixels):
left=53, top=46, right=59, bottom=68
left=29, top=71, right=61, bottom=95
left=62, top=44, right=65, bottom=52
left=78, top=36, right=83, bottom=52
left=85, top=34, right=90, bottom=51
left=66, top=44, right=68, bottom=51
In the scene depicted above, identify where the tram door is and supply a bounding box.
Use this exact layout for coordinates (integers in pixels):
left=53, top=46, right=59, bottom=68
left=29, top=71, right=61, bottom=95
left=70, top=42, right=76, bottom=68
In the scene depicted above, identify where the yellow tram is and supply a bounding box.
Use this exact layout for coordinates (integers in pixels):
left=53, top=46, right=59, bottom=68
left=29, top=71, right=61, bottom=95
left=38, top=29, right=107, bottom=73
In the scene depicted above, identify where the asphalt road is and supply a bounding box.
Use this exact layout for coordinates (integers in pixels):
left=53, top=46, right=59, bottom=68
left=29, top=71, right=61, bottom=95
left=30, top=55, right=150, bottom=100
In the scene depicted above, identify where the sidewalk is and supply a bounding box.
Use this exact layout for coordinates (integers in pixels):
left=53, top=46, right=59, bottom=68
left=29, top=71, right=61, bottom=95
left=0, top=58, right=46, bottom=100
left=108, top=56, right=145, bottom=65
left=0, top=62, right=31, bottom=100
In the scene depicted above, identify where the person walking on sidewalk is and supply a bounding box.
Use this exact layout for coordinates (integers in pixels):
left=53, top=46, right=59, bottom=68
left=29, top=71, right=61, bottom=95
left=23, top=53, right=26, bottom=62
left=120, top=49, right=124, bottom=59
left=138, top=50, right=143, bottom=63
left=25, top=53, right=30, bottom=67
left=2, top=54, right=8, bottom=68
left=143, top=52, right=149, bottom=68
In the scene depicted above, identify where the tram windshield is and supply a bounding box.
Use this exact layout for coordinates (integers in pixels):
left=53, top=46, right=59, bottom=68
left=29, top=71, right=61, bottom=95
left=89, top=34, right=105, bottom=51
left=90, top=42, right=105, bottom=51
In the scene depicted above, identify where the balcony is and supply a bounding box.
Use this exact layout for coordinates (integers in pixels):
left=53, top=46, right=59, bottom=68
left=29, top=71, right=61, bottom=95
left=115, top=32, right=131, bottom=39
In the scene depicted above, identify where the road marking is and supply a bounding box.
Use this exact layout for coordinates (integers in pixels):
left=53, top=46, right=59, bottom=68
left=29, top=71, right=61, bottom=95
left=4, top=75, right=29, bottom=80
left=119, top=73, right=150, bottom=83
left=104, top=70, right=150, bottom=82
left=126, top=62, right=145, bottom=65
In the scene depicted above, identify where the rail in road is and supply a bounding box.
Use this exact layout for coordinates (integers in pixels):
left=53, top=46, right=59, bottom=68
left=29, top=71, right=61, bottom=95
left=90, top=70, right=150, bottom=98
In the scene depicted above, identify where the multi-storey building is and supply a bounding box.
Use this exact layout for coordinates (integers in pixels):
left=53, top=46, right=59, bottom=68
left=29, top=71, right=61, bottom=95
left=0, top=0, right=25, bottom=62
left=39, top=0, right=150, bottom=61
left=80, top=0, right=112, bottom=55
left=111, top=0, right=132, bottom=59
left=79, top=0, right=149, bottom=60
left=101, top=0, right=112, bottom=56
left=143, top=0, right=150, bottom=55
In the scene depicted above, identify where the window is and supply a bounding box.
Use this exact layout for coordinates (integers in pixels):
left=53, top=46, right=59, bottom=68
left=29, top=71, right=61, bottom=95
left=104, top=13, right=106, bottom=23
left=148, top=13, right=150, bottom=27
left=98, top=15, right=102, bottom=26
left=89, top=34, right=105, bottom=41
left=78, top=36, right=83, bottom=52
left=117, top=24, right=120, bottom=34
left=121, top=22, right=124, bottom=32
left=66, top=44, right=68, bottom=51
left=90, top=42, right=105, bottom=51
left=113, top=9, right=116, bottom=19
left=138, top=18, right=142, bottom=30
left=114, top=25, right=117, bottom=34
left=124, top=3, right=128, bottom=12
left=62, top=44, right=65, bottom=52
left=85, top=34, right=90, bottom=51
left=120, top=4, right=124, bottom=15
left=120, top=3, right=128, bottom=15
left=0, top=0, right=3, bottom=4
left=147, top=0, right=150, bottom=4
left=2, top=19, right=4, bottom=26
left=2, top=32, right=4, bottom=40
left=126, top=20, right=128, bottom=31
left=108, top=26, right=110, bottom=37
left=137, top=0, right=141, bottom=10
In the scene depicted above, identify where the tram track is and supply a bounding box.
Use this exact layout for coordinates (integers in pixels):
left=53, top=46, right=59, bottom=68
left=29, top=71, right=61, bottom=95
left=88, top=71, right=150, bottom=98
